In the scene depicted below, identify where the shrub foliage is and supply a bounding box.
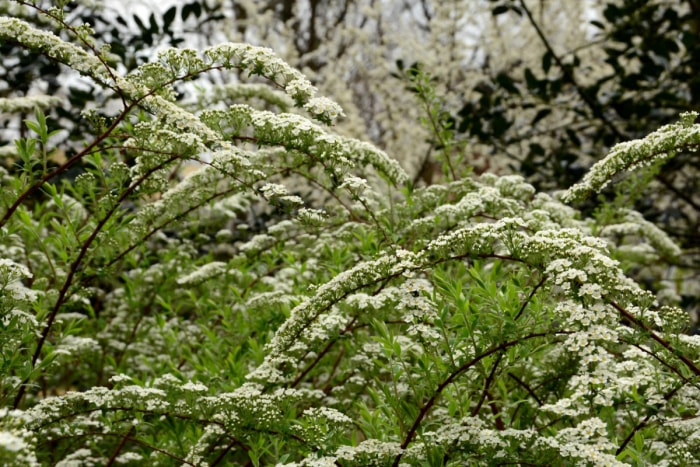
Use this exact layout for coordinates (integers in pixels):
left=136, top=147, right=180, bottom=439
left=1, top=2, right=700, bottom=466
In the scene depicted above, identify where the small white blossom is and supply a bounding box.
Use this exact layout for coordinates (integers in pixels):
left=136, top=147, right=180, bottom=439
left=176, top=261, right=228, bottom=285
left=304, top=96, right=345, bottom=123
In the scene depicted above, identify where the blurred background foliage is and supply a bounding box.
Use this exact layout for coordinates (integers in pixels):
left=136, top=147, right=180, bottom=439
left=1, top=0, right=697, bottom=317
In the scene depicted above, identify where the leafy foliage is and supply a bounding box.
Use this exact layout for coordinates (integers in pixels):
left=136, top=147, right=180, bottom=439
left=0, top=1, right=699, bottom=466
left=449, top=0, right=700, bottom=298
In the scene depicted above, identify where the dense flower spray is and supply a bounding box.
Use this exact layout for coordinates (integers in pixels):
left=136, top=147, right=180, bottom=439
left=0, top=2, right=699, bottom=466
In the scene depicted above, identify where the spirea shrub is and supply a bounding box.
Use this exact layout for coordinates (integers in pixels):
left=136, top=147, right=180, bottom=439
left=1, top=2, right=700, bottom=466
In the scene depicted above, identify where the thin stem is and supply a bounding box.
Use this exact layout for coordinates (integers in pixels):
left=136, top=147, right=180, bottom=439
left=418, top=83, right=458, bottom=181
left=13, top=154, right=181, bottom=409
left=508, top=372, right=544, bottom=406
left=471, top=353, right=503, bottom=419
left=616, top=383, right=684, bottom=455
left=0, top=109, right=132, bottom=228
left=105, top=425, right=135, bottom=467
left=515, top=275, right=547, bottom=321
left=391, top=332, right=554, bottom=467
left=610, top=301, right=700, bottom=377
left=470, top=273, right=545, bottom=425
left=518, top=0, right=627, bottom=141
left=210, top=438, right=246, bottom=467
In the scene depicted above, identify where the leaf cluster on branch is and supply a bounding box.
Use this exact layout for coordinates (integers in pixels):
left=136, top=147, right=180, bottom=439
left=0, top=1, right=699, bottom=466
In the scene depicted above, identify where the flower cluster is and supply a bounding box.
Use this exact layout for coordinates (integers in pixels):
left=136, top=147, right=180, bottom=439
left=564, top=111, right=700, bottom=202
left=0, top=16, right=118, bottom=88
left=0, top=95, right=62, bottom=113
left=303, top=96, right=345, bottom=124
left=0, top=258, right=37, bottom=304
left=0, top=5, right=698, bottom=466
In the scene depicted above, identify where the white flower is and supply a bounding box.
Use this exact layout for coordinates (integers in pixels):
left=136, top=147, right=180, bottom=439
left=260, top=183, right=289, bottom=199
left=304, top=96, right=345, bottom=122
left=182, top=381, right=208, bottom=393
left=176, top=261, right=228, bottom=285
left=0, top=431, right=27, bottom=452
left=0, top=95, right=62, bottom=113
left=564, top=111, right=700, bottom=202
left=303, top=407, right=352, bottom=425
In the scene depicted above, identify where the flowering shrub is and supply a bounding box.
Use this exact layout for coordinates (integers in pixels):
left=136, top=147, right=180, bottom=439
left=1, top=2, right=700, bottom=466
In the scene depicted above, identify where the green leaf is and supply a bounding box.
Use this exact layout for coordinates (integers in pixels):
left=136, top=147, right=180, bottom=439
left=531, top=108, right=551, bottom=126
left=495, top=72, right=520, bottom=95
left=163, top=6, right=177, bottom=31
left=15, top=138, right=37, bottom=165
left=524, top=68, right=538, bottom=91
left=542, top=50, right=553, bottom=74
left=25, top=120, right=41, bottom=136
left=492, top=5, right=510, bottom=16
left=133, top=14, right=146, bottom=32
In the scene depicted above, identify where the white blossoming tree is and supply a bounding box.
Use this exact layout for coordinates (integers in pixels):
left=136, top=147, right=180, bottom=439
left=1, top=1, right=700, bottom=466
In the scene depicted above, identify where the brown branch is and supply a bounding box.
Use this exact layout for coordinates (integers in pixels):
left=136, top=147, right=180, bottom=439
left=508, top=372, right=544, bottom=406
left=616, top=383, right=683, bottom=455
left=515, top=275, right=547, bottom=320
left=105, top=425, right=135, bottom=467
left=486, top=390, right=506, bottom=431
left=391, top=332, right=554, bottom=467
left=518, top=0, right=627, bottom=141
left=210, top=438, right=247, bottom=467
left=471, top=353, right=503, bottom=419
left=0, top=109, right=132, bottom=228
left=463, top=273, right=546, bottom=425
left=627, top=342, right=699, bottom=389
left=13, top=154, right=181, bottom=409
left=291, top=319, right=355, bottom=388
left=610, top=301, right=700, bottom=377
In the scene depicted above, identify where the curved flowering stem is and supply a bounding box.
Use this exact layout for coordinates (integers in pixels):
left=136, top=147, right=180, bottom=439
left=0, top=63, right=222, bottom=227
left=471, top=274, right=546, bottom=423
left=391, top=332, right=556, bottom=467
left=254, top=247, right=528, bottom=384
left=563, top=112, right=700, bottom=203
left=609, top=301, right=700, bottom=378
left=13, top=153, right=182, bottom=408
left=0, top=14, right=355, bottom=227
left=17, top=1, right=127, bottom=105
left=0, top=110, right=131, bottom=227
left=616, top=382, right=684, bottom=455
